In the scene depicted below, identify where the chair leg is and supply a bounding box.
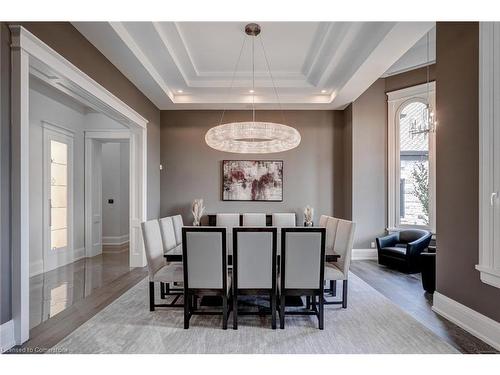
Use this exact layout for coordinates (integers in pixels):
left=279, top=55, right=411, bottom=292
left=331, top=280, right=337, bottom=296
left=184, top=291, right=190, bottom=329
left=222, top=295, right=228, bottom=330
left=271, top=292, right=277, bottom=330
left=149, top=282, right=155, bottom=311
left=342, top=280, right=348, bottom=308
left=318, top=293, right=324, bottom=330
left=280, top=295, right=285, bottom=329
left=233, top=294, right=238, bottom=330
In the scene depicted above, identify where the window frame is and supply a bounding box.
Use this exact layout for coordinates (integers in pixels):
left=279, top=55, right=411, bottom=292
left=387, top=81, right=436, bottom=233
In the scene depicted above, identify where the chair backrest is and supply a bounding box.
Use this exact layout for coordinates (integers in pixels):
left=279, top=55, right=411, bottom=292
left=216, top=213, right=240, bottom=228
left=182, top=227, right=226, bottom=290
left=233, top=227, right=276, bottom=289
left=141, top=219, right=165, bottom=279
left=281, top=228, right=325, bottom=290
left=399, top=229, right=430, bottom=244
left=325, top=216, right=339, bottom=255
left=172, top=215, right=184, bottom=245
left=319, top=215, right=329, bottom=228
left=333, top=219, right=356, bottom=274
left=272, top=213, right=296, bottom=227
left=159, top=216, right=177, bottom=252
left=216, top=213, right=240, bottom=255
left=242, top=213, right=266, bottom=226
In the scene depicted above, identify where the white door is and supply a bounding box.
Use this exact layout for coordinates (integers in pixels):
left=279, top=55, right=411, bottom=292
left=85, top=138, right=103, bottom=257
left=43, top=126, right=74, bottom=272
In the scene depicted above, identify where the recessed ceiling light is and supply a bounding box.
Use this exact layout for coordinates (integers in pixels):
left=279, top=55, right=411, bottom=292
left=177, top=90, right=183, bottom=93
left=249, top=89, right=255, bottom=94
left=321, top=89, right=327, bottom=94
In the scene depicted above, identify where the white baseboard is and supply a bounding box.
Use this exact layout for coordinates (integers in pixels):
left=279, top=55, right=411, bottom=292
left=73, top=247, right=86, bottom=261
left=352, top=248, right=378, bottom=260
left=0, top=320, right=15, bottom=353
left=432, top=291, right=500, bottom=351
left=102, top=234, right=129, bottom=246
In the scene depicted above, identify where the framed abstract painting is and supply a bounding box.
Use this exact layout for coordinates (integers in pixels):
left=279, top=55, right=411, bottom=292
left=222, top=160, right=283, bottom=201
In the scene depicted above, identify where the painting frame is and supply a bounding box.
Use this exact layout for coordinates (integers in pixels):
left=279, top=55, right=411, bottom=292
left=222, top=160, right=284, bottom=202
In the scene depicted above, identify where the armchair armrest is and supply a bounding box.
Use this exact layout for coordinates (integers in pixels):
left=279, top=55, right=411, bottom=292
left=407, top=233, right=432, bottom=256
left=376, top=233, right=399, bottom=249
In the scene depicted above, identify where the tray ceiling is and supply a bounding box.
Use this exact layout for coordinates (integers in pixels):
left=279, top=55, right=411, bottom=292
left=73, top=21, right=434, bottom=110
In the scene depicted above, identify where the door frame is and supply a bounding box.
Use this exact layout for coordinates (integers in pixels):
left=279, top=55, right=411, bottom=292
left=84, top=131, right=131, bottom=261
left=10, top=25, right=149, bottom=345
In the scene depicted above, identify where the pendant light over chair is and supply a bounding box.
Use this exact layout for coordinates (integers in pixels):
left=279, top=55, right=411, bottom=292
left=205, top=23, right=301, bottom=154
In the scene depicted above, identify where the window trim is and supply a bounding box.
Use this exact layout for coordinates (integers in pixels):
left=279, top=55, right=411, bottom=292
left=387, top=81, right=436, bottom=232
left=477, top=22, right=500, bottom=288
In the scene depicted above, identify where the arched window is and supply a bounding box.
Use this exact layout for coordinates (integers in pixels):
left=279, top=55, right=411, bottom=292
left=398, top=100, right=430, bottom=226
left=387, top=83, right=435, bottom=231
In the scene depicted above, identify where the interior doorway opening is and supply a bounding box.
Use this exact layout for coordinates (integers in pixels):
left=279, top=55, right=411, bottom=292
left=27, top=74, right=134, bottom=330
left=11, top=25, right=148, bottom=344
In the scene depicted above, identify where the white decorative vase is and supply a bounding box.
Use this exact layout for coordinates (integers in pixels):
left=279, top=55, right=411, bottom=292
left=191, top=199, right=205, bottom=226
left=304, top=205, right=314, bottom=227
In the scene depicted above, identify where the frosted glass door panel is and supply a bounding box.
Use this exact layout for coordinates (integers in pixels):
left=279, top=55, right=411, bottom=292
left=50, top=140, right=68, bottom=250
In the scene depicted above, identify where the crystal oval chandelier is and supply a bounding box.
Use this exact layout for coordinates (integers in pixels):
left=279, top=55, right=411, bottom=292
left=205, top=23, right=301, bottom=154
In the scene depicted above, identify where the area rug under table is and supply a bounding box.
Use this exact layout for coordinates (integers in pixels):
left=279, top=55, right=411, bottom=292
left=51, top=273, right=458, bottom=354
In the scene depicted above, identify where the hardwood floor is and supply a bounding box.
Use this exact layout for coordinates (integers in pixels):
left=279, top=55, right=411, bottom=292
left=8, top=249, right=147, bottom=353
left=29, top=248, right=133, bottom=329
left=350, top=259, right=498, bottom=354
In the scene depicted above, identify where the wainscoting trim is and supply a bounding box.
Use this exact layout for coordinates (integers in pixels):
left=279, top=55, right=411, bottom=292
left=432, top=291, right=500, bottom=351
left=352, top=248, right=378, bottom=260
left=0, top=320, right=15, bottom=353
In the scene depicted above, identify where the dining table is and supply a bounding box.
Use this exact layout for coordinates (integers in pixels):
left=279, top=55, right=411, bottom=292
left=163, top=239, right=340, bottom=308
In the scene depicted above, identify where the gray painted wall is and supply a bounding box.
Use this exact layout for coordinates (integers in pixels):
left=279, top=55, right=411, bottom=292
left=0, top=23, right=11, bottom=324
left=160, top=110, right=343, bottom=226
left=333, top=106, right=352, bottom=220
left=436, top=22, right=500, bottom=322
left=351, top=79, right=387, bottom=248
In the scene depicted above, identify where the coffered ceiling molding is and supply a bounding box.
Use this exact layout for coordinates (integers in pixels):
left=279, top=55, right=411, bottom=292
left=73, top=21, right=435, bottom=110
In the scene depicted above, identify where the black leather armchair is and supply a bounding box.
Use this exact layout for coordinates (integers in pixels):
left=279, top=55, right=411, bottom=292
left=376, top=229, right=432, bottom=273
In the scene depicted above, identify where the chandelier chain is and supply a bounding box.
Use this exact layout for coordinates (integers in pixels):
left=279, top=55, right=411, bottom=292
left=218, top=34, right=247, bottom=127
left=259, top=35, right=286, bottom=125
left=252, top=34, right=255, bottom=123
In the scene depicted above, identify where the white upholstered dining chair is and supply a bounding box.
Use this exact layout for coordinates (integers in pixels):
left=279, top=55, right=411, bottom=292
left=319, top=215, right=329, bottom=228
left=182, top=227, right=230, bottom=329
left=141, top=219, right=184, bottom=311
left=171, top=214, right=184, bottom=246
left=216, top=213, right=240, bottom=256
left=242, top=213, right=266, bottom=226
left=272, top=213, right=296, bottom=227
left=279, top=227, right=326, bottom=330
left=272, top=213, right=296, bottom=255
left=232, top=227, right=277, bottom=329
left=159, top=216, right=182, bottom=256
left=323, top=218, right=355, bottom=308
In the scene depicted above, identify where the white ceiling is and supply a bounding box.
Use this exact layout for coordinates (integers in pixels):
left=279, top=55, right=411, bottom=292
left=73, top=22, right=435, bottom=110
left=384, top=26, right=436, bottom=77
